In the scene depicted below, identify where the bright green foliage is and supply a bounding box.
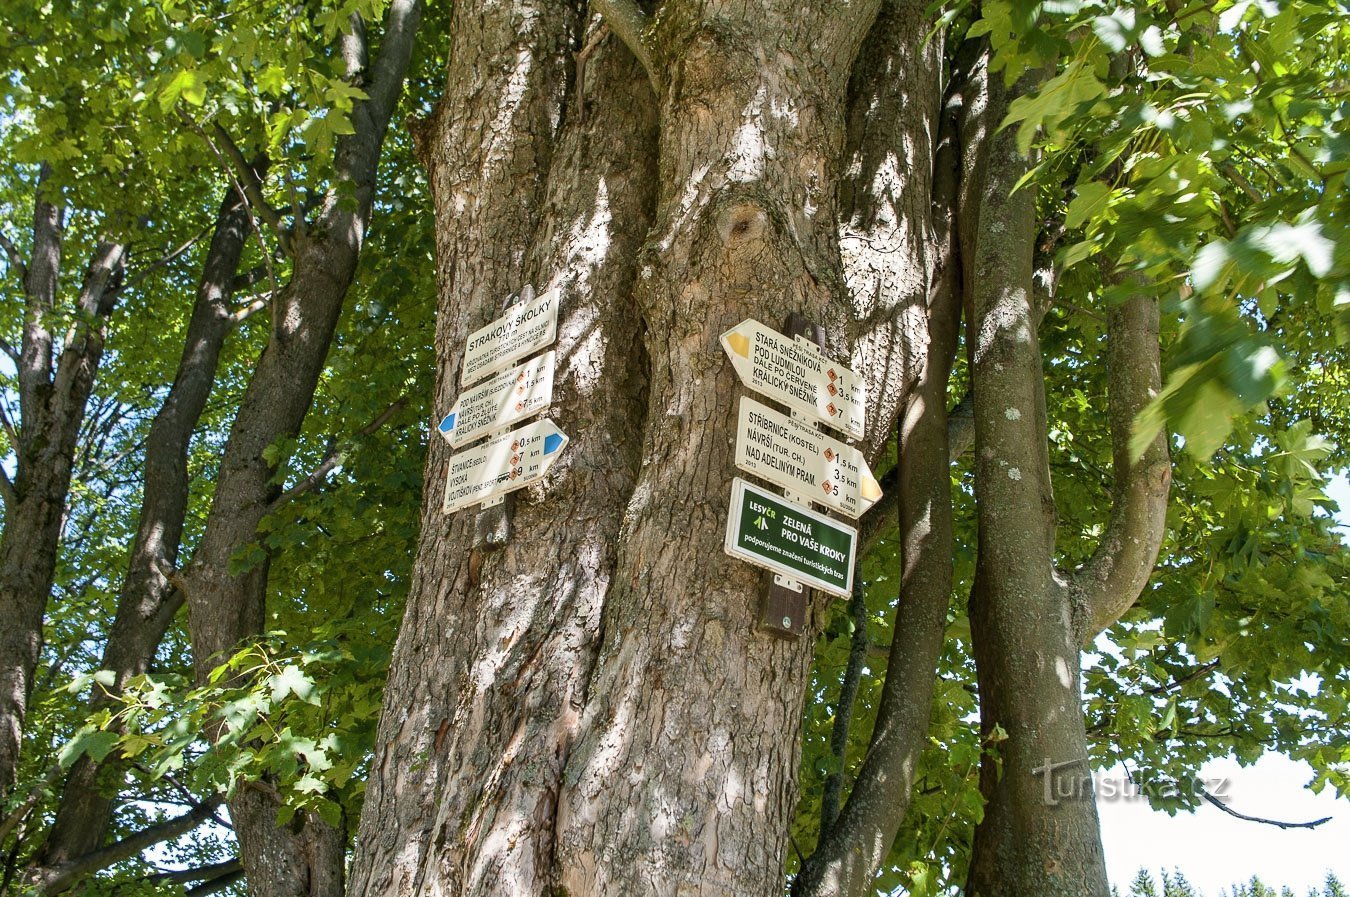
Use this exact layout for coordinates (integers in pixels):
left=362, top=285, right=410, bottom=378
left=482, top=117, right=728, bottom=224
left=4, top=0, right=1347, bottom=892
left=64, top=624, right=395, bottom=830
left=791, top=1, right=1349, bottom=893
left=1, top=0, right=440, bottom=885
left=971, top=0, right=1350, bottom=459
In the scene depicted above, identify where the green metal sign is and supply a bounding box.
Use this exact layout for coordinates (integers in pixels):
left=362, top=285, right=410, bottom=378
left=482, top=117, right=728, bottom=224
left=724, top=477, right=856, bottom=599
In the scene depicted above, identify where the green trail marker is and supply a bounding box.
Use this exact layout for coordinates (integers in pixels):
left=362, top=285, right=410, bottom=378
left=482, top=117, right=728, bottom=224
left=724, top=477, right=856, bottom=600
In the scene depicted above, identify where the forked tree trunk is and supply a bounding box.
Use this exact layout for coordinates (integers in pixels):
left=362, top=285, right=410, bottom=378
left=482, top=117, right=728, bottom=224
left=32, top=172, right=256, bottom=889
left=0, top=171, right=124, bottom=807
left=174, top=4, right=422, bottom=895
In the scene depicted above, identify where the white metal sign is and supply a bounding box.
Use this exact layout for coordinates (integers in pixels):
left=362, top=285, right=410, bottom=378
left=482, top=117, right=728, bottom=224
left=461, top=288, right=560, bottom=387
left=720, top=318, right=865, bottom=440
left=437, top=351, right=555, bottom=448
left=734, top=397, right=882, bottom=519
left=442, top=418, right=569, bottom=514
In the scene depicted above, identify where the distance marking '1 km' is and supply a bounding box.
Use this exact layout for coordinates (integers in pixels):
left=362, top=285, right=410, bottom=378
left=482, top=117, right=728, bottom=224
left=438, top=351, right=555, bottom=448
left=720, top=318, right=864, bottom=440
left=724, top=477, right=856, bottom=599
left=442, top=418, right=569, bottom=514
left=461, top=287, right=560, bottom=387
left=734, top=396, right=882, bottom=519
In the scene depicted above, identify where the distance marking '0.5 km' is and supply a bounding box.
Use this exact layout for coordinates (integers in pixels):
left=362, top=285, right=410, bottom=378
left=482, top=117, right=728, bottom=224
left=442, top=418, right=569, bottom=514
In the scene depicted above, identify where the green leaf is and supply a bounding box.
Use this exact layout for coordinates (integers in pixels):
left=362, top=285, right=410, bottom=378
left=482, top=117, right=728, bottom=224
left=270, top=664, right=320, bottom=705
left=1065, top=181, right=1112, bottom=230
left=159, top=68, right=207, bottom=111
left=58, top=728, right=121, bottom=769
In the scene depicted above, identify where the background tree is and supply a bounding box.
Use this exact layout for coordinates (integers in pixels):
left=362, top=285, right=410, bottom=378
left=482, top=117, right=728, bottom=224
left=2, top=0, right=434, bottom=892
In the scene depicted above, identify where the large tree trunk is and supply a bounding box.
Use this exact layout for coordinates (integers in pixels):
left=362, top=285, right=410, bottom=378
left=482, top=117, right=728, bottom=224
left=348, top=4, right=646, bottom=893
left=349, top=0, right=961, bottom=894
left=31, top=172, right=256, bottom=888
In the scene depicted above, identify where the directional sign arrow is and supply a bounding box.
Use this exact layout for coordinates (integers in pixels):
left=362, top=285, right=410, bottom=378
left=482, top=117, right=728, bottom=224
left=438, top=351, right=555, bottom=448
left=442, top=418, right=569, bottom=514
left=461, top=287, right=560, bottom=387
left=724, top=478, right=856, bottom=599
left=734, top=397, right=882, bottom=519
left=720, top=318, right=865, bottom=440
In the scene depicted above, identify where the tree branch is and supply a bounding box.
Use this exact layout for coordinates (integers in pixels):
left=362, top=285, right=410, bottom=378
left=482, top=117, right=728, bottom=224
left=1200, top=789, right=1331, bottom=830
left=0, top=763, right=60, bottom=843
left=0, top=398, right=21, bottom=449
left=231, top=262, right=274, bottom=293
left=818, top=573, right=868, bottom=837
left=184, top=867, right=246, bottom=897
left=230, top=294, right=270, bottom=324
left=29, top=798, right=223, bottom=895
left=858, top=389, right=974, bottom=554
left=266, top=395, right=409, bottom=512
left=793, top=14, right=965, bottom=892
left=123, top=222, right=216, bottom=291
left=19, top=164, right=63, bottom=430
left=203, top=120, right=285, bottom=234
left=1069, top=282, right=1172, bottom=645
left=0, top=229, right=26, bottom=282
left=0, top=468, right=15, bottom=511
left=131, top=858, right=241, bottom=887
left=1146, top=659, right=1220, bottom=696
left=591, top=0, right=661, bottom=93
left=50, top=241, right=125, bottom=425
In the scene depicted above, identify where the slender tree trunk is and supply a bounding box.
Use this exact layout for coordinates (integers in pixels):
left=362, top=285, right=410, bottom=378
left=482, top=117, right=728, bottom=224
left=173, top=5, right=421, bottom=895
left=0, top=171, right=124, bottom=805
left=30, top=174, right=256, bottom=889
left=792, top=4, right=965, bottom=893
left=962, top=61, right=1110, bottom=897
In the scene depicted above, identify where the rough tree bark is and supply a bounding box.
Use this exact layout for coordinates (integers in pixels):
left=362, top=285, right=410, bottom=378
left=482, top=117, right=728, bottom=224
left=0, top=167, right=125, bottom=807
left=349, top=4, right=652, bottom=893
left=354, top=3, right=1172, bottom=897
left=348, top=0, right=976, bottom=894
left=27, top=171, right=258, bottom=893
left=172, top=4, right=422, bottom=895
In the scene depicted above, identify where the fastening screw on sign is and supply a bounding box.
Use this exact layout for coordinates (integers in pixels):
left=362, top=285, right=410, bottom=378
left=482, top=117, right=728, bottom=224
left=782, top=616, right=792, bottom=628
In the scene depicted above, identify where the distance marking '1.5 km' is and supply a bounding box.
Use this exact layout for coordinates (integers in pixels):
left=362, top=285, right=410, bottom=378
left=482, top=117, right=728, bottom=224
left=438, top=351, right=555, bottom=448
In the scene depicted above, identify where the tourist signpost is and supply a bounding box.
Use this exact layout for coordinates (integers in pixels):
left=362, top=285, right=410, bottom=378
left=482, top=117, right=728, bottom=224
left=719, top=315, right=877, bottom=637
left=461, top=287, right=560, bottom=387
left=724, top=477, right=856, bottom=600
left=438, top=351, right=555, bottom=448
left=442, top=418, right=570, bottom=514
left=734, top=396, right=880, bottom=519
left=719, top=318, right=865, bottom=440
